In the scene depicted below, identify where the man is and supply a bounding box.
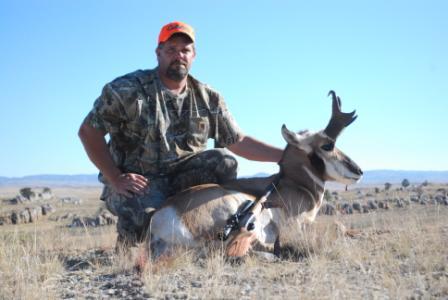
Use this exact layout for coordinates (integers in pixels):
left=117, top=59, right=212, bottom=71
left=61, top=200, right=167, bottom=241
left=79, top=21, right=282, bottom=250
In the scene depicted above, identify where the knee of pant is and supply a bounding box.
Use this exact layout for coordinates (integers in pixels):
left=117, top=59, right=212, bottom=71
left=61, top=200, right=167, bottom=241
left=117, top=219, right=139, bottom=245
left=117, top=213, right=151, bottom=243
left=216, top=155, right=238, bottom=181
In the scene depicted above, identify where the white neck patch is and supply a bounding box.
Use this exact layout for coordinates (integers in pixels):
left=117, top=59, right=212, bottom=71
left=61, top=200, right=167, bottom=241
left=302, top=165, right=325, bottom=189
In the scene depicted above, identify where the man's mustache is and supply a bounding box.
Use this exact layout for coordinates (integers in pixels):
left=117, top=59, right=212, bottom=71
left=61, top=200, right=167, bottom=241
left=170, top=60, right=187, bottom=67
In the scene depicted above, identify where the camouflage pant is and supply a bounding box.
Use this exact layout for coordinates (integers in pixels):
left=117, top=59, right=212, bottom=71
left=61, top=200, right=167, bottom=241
left=102, top=148, right=238, bottom=246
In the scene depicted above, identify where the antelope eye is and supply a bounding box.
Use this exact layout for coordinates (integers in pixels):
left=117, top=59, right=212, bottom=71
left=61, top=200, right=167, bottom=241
left=321, top=143, right=334, bottom=151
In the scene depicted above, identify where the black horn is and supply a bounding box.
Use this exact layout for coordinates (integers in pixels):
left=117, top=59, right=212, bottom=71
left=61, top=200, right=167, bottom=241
left=324, top=90, right=357, bottom=140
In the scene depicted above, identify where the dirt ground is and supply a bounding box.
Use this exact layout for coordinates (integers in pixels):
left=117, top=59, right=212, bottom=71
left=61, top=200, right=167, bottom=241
left=1, top=184, right=447, bottom=299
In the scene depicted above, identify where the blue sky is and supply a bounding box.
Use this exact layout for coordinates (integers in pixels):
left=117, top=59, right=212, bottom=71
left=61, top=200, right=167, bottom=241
left=0, top=0, right=447, bottom=177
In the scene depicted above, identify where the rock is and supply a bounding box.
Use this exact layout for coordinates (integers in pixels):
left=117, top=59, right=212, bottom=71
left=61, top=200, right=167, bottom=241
left=190, top=281, right=202, bottom=288
left=11, top=211, right=19, bottom=224
left=410, top=195, right=420, bottom=203
left=361, top=205, right=370, bottom=213
left=107, top=289, right=116, bottom=295
left=8, top=195, right=28, bottom=204
left=396, top=199, right=404, bottom=208
left=367, top=200, right=378, bottom=210
left=19, top=209, right=30, bottom=224
left=320, top=202, right=336, bottom=215
left=341, top=203, right=353, bottom=214
left=60, top=197, right=83, bottom=205
left=251, top=251, right=280, bottom=263
left=63, top=291, right=76, bottom=298
left=69, top=211, right=117, bottom=228
left=352, top=202, right=361, bottom=212
left=96, top=215, right=106, bottom=226
left=132, top=280, right=143, bottom=287
left=27, top=206, right=42, bottom=222
left=70, top=217, right=98, bottom=228
left=40, top=188, right=53, bottom=200
left=12, top=187, right=54, bottom=203
left=41, top=203, right=56, bottom=215
left=435, top=195, right=446, bottom=204
left=0, top=204, right=54, bottom=225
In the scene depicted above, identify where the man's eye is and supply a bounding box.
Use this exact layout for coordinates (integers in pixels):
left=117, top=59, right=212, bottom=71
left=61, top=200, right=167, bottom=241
left=321, top=143, right=334, bottom=151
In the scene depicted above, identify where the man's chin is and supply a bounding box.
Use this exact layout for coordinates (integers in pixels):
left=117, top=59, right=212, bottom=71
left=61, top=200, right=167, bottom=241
left=166, top=68, right=188, bottom=82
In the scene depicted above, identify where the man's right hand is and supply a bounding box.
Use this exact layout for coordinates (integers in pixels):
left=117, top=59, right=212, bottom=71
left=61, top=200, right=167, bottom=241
left=78, top=123, right=150, bottom=199
left=110, top=173, right=149, bottom=198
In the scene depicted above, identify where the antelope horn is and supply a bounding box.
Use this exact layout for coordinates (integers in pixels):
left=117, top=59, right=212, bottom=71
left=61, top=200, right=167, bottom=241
left=324, top=90, right=357, bottom=140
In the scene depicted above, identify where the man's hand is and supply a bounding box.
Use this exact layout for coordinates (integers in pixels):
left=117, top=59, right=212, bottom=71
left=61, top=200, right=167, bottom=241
left=110, top=173, right=149, bottom=198
left=78, top=123, right=150, bottom=198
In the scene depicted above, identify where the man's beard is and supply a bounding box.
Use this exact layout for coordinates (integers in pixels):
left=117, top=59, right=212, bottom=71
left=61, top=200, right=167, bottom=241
left=166, top=60, right=189, bottom=82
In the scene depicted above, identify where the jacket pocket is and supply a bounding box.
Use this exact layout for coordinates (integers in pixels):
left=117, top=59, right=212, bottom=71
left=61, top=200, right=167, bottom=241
left=188, top=116, right=210, bottom=144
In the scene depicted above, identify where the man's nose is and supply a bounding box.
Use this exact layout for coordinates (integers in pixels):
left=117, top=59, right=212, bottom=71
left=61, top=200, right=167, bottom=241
left=173, top=51, right=185, bottom=60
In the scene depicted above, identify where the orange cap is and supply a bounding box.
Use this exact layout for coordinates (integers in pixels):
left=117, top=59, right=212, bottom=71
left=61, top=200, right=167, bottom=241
left=158, top=21, right=195, bottom=44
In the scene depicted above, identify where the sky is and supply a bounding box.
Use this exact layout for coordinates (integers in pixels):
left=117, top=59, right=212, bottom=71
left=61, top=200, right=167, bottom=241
left=0, top=0, right=447, bottom=177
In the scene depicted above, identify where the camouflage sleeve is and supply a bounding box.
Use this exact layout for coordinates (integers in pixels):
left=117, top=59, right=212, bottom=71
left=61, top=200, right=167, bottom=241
left=83, top=83, right=127, bottom=133
left=212, top=93, right=244, bottom=148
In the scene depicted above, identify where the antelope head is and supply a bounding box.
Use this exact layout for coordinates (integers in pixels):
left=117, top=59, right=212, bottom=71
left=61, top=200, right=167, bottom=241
left=280, top=90, right=363, bottom=185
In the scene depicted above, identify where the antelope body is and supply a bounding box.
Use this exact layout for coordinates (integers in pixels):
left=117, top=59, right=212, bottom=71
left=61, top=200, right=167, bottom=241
left=149, top=91, right=363, bottom=258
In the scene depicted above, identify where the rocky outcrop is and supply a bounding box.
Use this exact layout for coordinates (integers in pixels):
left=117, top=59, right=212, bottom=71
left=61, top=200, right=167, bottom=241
left=319, top=202, right=337, bottom=215
left=340, top=203, right=353, bottom=214
left=7, top=187, right=54, bottom=204
left=68, top=210, right=117, bottom=228
left=0, top=204, right=56, bottom=225
left=60, top=197, right=83, bottom=205
left=352, top=202, right=362, bottom=212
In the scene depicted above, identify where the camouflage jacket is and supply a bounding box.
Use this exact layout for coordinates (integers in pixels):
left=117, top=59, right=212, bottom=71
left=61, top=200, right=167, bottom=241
left=84, top=68, right=243, bottom=178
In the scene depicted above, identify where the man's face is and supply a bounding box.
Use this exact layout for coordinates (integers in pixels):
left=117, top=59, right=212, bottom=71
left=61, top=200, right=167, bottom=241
left=156, top=34, right=196, bottom=82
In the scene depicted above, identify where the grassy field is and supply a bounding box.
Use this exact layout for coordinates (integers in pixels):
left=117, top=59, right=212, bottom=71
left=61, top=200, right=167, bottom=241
left=0, top=184, right=447, bottom=299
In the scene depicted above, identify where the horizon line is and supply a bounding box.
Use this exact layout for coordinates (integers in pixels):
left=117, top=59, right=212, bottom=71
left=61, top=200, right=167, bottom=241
left=2, top=169, right=448, bottom=179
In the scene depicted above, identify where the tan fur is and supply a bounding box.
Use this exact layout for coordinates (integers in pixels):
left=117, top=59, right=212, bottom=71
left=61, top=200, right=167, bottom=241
left=226, top=230, right=257, bottom=257
left=222, top=175, right=278, bottom=197
left=165, top=184, right=256, bottom=239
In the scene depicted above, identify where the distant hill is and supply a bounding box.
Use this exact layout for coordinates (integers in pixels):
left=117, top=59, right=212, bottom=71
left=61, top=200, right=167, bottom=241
left=0, top=174, right=101, bottom=187
left=358, top=170, right=448, bottom=185
left=0, top=170, right=447, bottom=187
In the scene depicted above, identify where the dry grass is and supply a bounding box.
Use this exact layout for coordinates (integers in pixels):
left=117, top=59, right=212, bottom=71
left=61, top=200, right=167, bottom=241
left=1, top=185, right=448, bottom=299
left=138, top=206, right=448, bottom=299
left=0, top=226, right=63, bottom=299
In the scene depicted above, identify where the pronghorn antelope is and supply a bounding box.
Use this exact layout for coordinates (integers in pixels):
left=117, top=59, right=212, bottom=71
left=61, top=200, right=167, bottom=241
left=148, top=91, right=362, bottom=258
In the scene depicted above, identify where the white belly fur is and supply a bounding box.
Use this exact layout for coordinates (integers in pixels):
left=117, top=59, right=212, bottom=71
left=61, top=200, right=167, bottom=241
left=151, top=206, right=196, bottom=247
left=150, top=190, right=279, bottom=255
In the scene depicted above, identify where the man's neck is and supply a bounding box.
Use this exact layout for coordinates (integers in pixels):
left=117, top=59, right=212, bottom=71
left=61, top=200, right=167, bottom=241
left=157, top=70, right=188, bottom=95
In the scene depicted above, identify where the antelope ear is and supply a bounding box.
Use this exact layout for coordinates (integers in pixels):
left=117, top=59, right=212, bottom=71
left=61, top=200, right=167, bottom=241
left=281, top=124, right=298, bottom=144
left=281, top=124, right=312, bottom=153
